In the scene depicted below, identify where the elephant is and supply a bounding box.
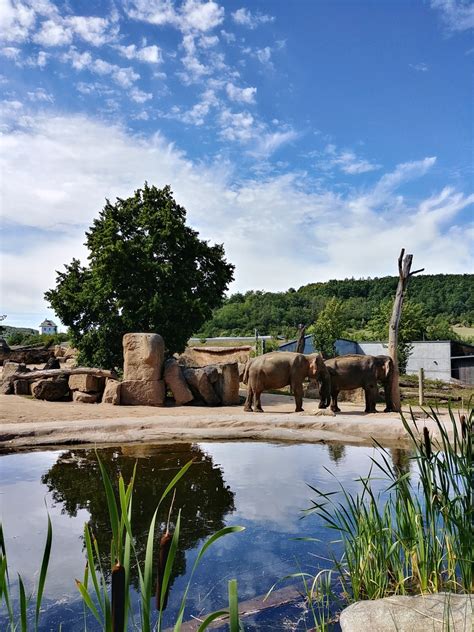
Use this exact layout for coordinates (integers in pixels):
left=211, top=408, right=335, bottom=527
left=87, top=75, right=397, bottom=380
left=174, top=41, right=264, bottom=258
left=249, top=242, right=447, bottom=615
left=243, top=352, right=319, bottom=412
left=321, top=354, right=394, bottom=413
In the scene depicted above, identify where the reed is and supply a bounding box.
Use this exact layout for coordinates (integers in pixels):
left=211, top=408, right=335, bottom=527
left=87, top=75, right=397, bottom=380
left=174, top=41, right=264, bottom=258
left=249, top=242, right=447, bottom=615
left=0, top=455, right=244, bottom=631
left=305, top=405, right=473, bottom=602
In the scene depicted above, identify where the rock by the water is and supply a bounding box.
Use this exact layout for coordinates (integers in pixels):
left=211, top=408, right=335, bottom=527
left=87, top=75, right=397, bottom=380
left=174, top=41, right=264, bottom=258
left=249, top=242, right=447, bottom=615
left=340, top=593, right=472, bottom=632
left=69, top=374, right=105, bottom=393
left=13, top=379, right=30, bottom=395
left=31, top=378, right=69, bottom=401
left=216, top=363, right=240, bottom=405
left=164, top=358, right=193, bottom=405
left=183, top=368, right=220, bottom=405
left=121, top=379, right=165, bottom=406
left=102, top=379, right=121, bottom=405
left=123, top=333, right=164, bottom=381
left=73, top=391, right=98, bottom=404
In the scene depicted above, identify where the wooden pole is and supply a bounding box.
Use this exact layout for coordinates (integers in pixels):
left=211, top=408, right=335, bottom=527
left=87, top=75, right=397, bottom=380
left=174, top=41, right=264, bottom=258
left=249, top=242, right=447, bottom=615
left=388, top=249, right=424, bottom=412
left=296, top=324, right=306, bottom=354
left=418, top=367, right=424, bottom=407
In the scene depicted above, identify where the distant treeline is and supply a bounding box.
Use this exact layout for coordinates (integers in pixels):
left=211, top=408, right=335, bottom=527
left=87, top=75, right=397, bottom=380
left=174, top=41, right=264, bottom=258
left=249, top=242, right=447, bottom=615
left=198, top=274, right=474, bottom=338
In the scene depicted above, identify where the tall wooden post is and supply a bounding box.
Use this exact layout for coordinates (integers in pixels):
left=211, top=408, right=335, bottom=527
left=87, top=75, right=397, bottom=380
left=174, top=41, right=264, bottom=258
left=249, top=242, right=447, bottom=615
left=388, top=249, right=424, bottom=412
left=296, top=324, right=306, bottom=354
left=418, top=368, right=425, bottom=407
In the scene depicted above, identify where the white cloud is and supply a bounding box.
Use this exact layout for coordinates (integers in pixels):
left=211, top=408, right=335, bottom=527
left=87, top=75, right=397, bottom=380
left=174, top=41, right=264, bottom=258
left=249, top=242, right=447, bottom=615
left=27, top=87, right=53, bottom=102
left=126, top=0, right=224, bottom=32
left=172, top=87, right=218, bottom=125
left=125, top=0, right=177, bottom=26
left=231, top=7, right=274, bottom=29
left=431, top=0, right=474, bottom=32
left=66, top=15, right=118, bottom=46
left=323, top=144, right=381, bottom=175
left=1, top=45, right=21, bottom=59
left=409, top=62, right=429, bottom=72
left=129, top=87, right=152, bottom=103
left=33, top=17, right=71, bottom=46
left=0, top=0, right=35, bottom=43
left=181, top=0, right=224, bottom=32
left=62, top=47, right=140, bottom=87
left=225, top=82, right=256, bottom=103
left=1, top=114, right=472, bottom=318
left=116, top=43, right=162, bottom=64
left=249, top=129, right=299, bottom=158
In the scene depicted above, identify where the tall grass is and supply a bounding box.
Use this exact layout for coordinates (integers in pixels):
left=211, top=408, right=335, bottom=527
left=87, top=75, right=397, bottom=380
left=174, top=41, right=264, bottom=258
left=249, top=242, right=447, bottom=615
left=305, top=406, right=473, bottom=601
left=0, top=455, right=245, bottom=631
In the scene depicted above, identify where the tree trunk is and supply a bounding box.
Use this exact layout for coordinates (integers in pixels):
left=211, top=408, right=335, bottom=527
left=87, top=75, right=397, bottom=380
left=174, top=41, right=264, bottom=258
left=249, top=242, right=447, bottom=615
left=5, top=366, right=117, bottom=383
left=388, top=249, right=424, bottom=412
left=296, top=324, right=306, bottom=354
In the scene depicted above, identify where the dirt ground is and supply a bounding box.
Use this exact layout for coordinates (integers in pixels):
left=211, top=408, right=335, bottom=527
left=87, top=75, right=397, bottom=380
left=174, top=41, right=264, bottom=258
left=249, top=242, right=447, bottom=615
left=0, top=390, right=463, bottom=450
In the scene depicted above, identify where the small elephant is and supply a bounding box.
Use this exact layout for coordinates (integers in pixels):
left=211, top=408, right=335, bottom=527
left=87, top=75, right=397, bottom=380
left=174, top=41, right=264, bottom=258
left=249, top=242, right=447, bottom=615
left=243, top=351, right=319, bottom=413
left=322, top=354, right=394, bottom=413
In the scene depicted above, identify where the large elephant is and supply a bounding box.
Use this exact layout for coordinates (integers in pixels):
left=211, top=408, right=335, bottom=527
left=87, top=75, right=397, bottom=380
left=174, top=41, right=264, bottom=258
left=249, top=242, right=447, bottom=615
left=321, top=354, right=394, bottom=413
left=243, top=351, right=319, bottom=412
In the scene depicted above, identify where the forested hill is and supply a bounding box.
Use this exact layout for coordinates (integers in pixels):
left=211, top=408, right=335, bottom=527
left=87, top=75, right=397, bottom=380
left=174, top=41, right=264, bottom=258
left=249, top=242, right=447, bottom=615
left=198, top=274, right=474, bottom=338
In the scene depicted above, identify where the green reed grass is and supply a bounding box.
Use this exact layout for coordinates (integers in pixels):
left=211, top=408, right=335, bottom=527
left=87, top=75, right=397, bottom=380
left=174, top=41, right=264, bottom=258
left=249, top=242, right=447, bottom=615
left=306, top=405, right=473, bottom=602
left=0, top=455, right=244, bottom=631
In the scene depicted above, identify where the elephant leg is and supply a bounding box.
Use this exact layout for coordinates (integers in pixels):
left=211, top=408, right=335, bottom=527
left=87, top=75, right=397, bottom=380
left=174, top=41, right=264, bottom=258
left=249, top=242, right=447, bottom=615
left=317, top=377, right=329, bottom=409
left=293, top=381, right=304, bottom=412
left=364, top=384, right=377, bottom=413
left=330, top=389, right=341, bottom=413
left=254, top=389, right=264, bottom=412
left=244, top=385, right=253, bottom=412
left=383, top=382, right=394, bottom=412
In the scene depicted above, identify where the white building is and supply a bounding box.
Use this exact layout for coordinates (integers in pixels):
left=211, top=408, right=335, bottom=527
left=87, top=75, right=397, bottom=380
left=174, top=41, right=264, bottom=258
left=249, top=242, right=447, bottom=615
left=39, top=319, right=58, bottom=335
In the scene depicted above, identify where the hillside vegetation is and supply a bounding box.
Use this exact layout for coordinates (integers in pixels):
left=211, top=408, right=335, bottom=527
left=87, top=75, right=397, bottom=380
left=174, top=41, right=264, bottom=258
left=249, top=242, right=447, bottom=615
left=198, top=274, right=474, bottom=340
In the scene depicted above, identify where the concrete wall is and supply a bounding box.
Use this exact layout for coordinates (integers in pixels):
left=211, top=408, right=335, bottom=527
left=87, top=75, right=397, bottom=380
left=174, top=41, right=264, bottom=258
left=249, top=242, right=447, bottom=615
left=405, top=341, right=452, bottom=381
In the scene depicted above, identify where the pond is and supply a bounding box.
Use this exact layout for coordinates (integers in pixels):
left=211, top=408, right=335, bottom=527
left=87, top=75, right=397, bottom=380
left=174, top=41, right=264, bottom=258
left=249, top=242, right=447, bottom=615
left=0, top=441, right=411, bottom=630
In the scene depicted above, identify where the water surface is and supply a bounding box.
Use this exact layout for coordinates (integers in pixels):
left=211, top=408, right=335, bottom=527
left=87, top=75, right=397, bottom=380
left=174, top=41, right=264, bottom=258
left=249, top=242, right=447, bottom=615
left=0, top=441, right=410, bottom=630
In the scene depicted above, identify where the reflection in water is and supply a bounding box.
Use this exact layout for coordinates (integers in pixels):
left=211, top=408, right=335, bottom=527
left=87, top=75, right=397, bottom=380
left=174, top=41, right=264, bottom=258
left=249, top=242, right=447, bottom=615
left=390, top=448, right=412, bottom=477
left=41, top=444, right=235, bottom=592
left=326, top=443, right=346, bottom=464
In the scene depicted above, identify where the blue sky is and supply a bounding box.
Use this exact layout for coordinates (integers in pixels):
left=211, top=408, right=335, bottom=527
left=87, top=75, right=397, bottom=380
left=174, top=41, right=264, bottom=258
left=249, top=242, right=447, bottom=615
left=0, top=0, right=473, bottom=330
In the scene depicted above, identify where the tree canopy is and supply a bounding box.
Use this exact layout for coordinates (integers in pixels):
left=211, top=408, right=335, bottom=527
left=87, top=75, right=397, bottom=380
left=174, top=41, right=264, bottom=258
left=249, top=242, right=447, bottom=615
left=45, top=184, right=234, bottom=368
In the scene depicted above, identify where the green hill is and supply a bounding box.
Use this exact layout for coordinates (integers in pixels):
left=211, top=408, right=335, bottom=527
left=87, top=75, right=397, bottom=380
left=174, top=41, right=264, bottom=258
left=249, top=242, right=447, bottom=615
left=198, top=274, right=474, bottom=339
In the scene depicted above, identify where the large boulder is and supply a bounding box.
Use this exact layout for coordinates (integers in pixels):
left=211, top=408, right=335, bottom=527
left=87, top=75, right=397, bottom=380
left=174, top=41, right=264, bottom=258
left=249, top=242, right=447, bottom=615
left=43, top=356, right=61, bottom=370
left=215, top=363, right=240, bottom=405
left=69, top=374, right=105, bottom=393
left=102, top=379, right=121, bottom=405
left=121, top=379, right=165, bottom=406
left=73, top=391, right=98, bottom=404
left=183, top=368, right=220, bottom=406
left=164, top=358, right=193, bottom=405
left=13, top=379, right=31, bottom=395
left=123, top=333, right=164, bottom=381
left=340, top=593, right=472, bottom=632
left=31, top=378, right=69, bottom=401
left=3, top=361, right=28, bottom=381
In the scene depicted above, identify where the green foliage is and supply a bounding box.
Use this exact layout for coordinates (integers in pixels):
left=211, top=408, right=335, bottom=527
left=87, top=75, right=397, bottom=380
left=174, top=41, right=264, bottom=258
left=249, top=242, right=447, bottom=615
left=306, top=406, right=473, bottom=601
left=45, top=184, right=234, bottom=368
left=199, top=274, right=473, bottom=339
left=5, top=331, right=69, bottom=347
left=311, top=298, right=346, bottom=358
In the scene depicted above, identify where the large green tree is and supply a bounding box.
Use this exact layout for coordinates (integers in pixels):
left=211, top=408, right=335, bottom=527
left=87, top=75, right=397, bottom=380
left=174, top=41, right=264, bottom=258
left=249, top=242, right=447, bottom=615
left=311, top=297, right=346, bottom=358
left=45, top=184, right=234, bottom=368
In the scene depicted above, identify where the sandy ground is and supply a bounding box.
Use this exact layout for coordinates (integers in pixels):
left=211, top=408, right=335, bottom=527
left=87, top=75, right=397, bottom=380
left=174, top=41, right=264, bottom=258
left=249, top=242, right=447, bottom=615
left=0, top=390, right=461, bottom=450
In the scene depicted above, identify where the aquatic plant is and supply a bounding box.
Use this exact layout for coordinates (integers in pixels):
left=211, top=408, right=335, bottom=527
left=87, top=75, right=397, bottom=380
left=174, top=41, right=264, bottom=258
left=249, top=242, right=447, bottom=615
left=0, top=456, right=245, bottom=631
left=306, top=405, right=473, bottom=601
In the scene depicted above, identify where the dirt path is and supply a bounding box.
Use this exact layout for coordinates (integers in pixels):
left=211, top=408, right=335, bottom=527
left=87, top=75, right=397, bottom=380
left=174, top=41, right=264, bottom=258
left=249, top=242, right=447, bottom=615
left=0, top=391, right=461, bottom=450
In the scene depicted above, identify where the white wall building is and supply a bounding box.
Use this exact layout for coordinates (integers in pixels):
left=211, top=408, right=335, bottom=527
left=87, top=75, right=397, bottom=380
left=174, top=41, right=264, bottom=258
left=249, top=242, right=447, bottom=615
left=39, top=319, right=58, bottom=335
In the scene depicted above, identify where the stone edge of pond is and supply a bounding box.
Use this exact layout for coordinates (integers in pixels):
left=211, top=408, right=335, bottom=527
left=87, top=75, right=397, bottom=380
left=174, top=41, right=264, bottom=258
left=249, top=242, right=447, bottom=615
left=0, top=411, right=454, bottom=450
left=339, top=592, right=473, bottom=631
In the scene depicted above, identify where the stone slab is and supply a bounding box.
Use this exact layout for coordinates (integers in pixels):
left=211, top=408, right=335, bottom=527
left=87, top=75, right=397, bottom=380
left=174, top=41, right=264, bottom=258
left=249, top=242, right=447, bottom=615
left=164, top=358, right=193, bottom=405
left=69, top=374, right=105, bottom=393
left=121, top=379, right=165, bottom=406
left=123, top=333, right=164, bottom=381
left=73, top=391, right=99, bottom=404
left=102, top=379, right=121, bottom=405
left=340, top=593, right=472, bottom=632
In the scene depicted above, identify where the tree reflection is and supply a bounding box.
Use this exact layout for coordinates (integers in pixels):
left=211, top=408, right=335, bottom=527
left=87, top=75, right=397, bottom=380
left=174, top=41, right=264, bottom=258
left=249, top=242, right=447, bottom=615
left=327, top=443, right=346, bottom=464
left=390, top=448, right=411, bottom=477
left=41, top=444, right=235, bottom=592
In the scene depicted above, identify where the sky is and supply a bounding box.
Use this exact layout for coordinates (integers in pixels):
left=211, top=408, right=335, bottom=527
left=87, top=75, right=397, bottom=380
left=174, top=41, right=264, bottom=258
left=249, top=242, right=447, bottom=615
left=0, top=0, right=473, bottom=330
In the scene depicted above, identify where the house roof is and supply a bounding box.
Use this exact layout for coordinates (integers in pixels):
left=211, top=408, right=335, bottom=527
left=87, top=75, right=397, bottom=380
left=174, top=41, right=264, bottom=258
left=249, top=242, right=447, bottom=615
left=39, top=319, right=57, bottom=327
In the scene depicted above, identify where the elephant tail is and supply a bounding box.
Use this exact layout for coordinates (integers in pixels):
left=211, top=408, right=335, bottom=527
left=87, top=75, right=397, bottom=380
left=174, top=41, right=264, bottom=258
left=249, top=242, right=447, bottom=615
left=242, top=359, right=252, bottom=385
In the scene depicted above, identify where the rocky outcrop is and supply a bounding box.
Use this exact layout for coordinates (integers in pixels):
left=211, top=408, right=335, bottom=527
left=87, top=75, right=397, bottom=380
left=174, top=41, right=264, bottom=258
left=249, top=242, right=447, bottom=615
left=121, top=379, right=165, bottom=406
left=340, top=593, right=472, bottom=632
left=31, top=378, right=69, bottom=401
left=69, top=374, right=105, bottom=393
left=73, top=391, right=98, bottom=404
left=164, top=358, right=193, bottom=405
left=183, top=368, right=220, bottom=406
left=102, top=379, right=121, bottom=405
left=215, top=363, right=240, bottom=405
left=123, top=333, right=164, bottom=381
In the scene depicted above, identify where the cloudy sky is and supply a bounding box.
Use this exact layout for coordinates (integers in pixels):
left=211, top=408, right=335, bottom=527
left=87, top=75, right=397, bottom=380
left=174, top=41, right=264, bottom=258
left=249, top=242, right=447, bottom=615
left=0, top=0, right=473, bottom=329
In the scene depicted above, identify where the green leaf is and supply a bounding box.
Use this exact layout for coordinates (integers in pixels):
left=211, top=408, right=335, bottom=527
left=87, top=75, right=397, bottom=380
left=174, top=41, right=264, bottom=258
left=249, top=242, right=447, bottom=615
left=35, top=510, right=52, bottom=630
left=18, top=574, right=28, bottom=632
